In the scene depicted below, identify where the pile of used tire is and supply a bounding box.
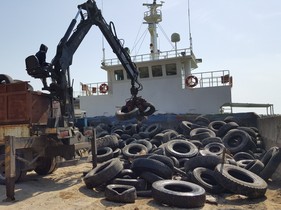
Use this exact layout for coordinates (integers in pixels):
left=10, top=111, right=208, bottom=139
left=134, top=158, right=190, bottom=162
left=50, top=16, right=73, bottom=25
left=83, top=115, right=281, bottom=208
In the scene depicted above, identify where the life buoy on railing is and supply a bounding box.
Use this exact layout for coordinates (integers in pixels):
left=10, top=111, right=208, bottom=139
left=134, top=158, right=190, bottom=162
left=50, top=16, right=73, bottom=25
left=185, top=75, right=198, bottom=88
left=99, top=83, right=108, bottom=94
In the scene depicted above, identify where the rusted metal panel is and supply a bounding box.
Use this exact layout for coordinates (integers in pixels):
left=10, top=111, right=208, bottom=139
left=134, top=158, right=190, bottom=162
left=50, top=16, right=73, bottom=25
left=31, top=93, right=50, bottom=124
left=0, top=82, right=50, bottom=125
left=0, top=95, right=7, bottom=121
left=6, top=82, right=28, bottom=93
left=7, top=93, right=30, bottom=122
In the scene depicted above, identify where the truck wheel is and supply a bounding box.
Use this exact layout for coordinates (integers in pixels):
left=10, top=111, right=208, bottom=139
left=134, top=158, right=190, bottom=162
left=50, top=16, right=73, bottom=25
left=0, top=154, right=26, bottom=184
left=34, top=157, right=57, bottom=176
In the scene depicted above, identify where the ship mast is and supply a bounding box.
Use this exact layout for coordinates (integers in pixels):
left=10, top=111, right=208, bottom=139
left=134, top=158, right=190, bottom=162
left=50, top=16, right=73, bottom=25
left=143, top=0, right=163, bottom=60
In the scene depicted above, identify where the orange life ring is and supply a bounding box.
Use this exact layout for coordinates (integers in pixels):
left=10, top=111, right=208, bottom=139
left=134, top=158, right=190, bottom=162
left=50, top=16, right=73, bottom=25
left=185, top=75, right=198, bottom=88
left=99, top=83, right=108, bottom=94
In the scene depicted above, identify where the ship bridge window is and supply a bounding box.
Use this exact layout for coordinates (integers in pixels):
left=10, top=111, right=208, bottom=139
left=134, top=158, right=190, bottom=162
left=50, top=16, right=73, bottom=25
left=139, top=66, right=149, bottom=78
left=114, top=69, right=124, bottom=81
left=152, top=65, right=163, bottom=77
left=165, top=63, right=177, bottom=76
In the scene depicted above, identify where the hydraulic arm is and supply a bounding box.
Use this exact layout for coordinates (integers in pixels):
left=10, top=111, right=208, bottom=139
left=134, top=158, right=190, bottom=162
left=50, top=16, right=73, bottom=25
left=25, top=0, right=155, bottom=124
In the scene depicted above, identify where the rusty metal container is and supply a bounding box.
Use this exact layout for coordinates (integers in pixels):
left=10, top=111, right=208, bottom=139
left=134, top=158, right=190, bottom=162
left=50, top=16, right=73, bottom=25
left=0, top=82, right=50, bottom=144
left=0, top=82, right=50, bottom=125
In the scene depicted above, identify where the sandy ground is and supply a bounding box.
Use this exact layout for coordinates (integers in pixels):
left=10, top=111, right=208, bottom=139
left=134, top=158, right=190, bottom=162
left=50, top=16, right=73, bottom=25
left=0, top=162, right=281, bottom=210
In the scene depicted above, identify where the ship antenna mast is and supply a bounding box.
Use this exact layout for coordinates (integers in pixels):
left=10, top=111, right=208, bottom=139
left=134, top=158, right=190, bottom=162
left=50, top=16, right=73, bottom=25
left=188, top=0, right=193, bottom=52
left=143, top=0, right=163, bottom=60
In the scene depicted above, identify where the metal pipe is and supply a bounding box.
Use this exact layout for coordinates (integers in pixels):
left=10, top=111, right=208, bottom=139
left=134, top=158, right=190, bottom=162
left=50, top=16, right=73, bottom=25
left=91, top=128, right=97, bottom=168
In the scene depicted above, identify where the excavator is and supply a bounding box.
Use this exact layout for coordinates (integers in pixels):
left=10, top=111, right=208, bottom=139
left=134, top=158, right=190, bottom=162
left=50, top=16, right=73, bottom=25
left=25, top=0, right=155, bottom=126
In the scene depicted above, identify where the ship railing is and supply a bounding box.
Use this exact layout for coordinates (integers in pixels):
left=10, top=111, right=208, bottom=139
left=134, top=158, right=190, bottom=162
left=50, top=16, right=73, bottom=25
left=102, top=48, right=192, bottom=66
left=192, top=70, right=232, bottom=88
left=74, top=82, right=110, bottom=97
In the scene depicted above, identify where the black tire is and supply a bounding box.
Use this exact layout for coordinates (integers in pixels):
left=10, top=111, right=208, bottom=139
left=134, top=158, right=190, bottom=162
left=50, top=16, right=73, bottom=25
left=140, top=171, right=163, bottom=184
left=222, top=129, right=253, bottom=154
left=165, top=139, right=198, bottom=159
left=224, top=115, right=239, bottom=124
left=142, top=102, right=156, bottom=116
left=135, top=139, right=153, bottom=153
left=217, top=122, right=239, bottom=138
left=214, top=163, right=267, bottom=198
left=83, top=158, right=123, bottom=189
left=189, top=140, right=203, bottom=149
left=259, top=146, right=281, bottom=181
left=105, top=184, right=137, bottom=203
left=147, top=154, right=174, bottom=170
left=123, top=123, right=139, bottom=136
left=237, top=159, right=253, bottom=168
left=116, top=169, right=137, bottom=179
left=204, top=142, right=225, bottom=156
left=97, top=147, right=113, bottom=163
left=233, top=151, right=255, bottom=161
left=152, top=180, right=206, bottom=208
left=0, top=154, right=26, bottom=184
left=179, top=121, right=192, bottom=137
left=111, top=178, right=147, bottom=191
left=0, top=74, right=14, bottom=84
left=177, top=157, right=189, bottom=168
left=201, top=137, right=222, bottom=146
left=96, top=134, right=119, bottom=150
left=34, top=156, right=57, bottom=176
left=115, top=107, right=140, bottom=121
left=208, top=120, right=226, bottom=135
left=161, top=130, right=178, bottom=143
left=190, top=128, right=216, bottom=140
left=245, top=159, right=264, bottom=175
left=122, top=143, right=148, bottom=159
left=137, top=190, right=152, bottom=197
left=237, top=126, right=257, bottom=140
left=131, top=158, right=173, bottom=179
left=184, top=155, right=221, bottom=172
left=112, top=148, right=121, bottom=158
left=144, top=123, right=162, bottom=138
left=195, top=115, right=210, bottom=126
left=192, top=167, right=225, bottom=194
left=149, top=138, right=162, bottom=148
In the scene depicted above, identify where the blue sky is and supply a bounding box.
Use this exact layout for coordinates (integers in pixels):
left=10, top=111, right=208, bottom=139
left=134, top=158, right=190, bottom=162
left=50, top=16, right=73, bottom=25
left=1, top=0, right=280, bottom=114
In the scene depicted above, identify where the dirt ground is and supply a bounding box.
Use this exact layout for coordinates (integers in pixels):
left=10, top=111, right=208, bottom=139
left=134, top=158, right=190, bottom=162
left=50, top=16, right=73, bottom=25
left=0, top=162, right=280, bottom=210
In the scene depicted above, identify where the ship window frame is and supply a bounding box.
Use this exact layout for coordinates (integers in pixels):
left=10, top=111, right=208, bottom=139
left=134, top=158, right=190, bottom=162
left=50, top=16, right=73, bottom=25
left=114, top=69, right=124, bottom=81
left=152, top=65, right=163, bottom=77
left=165, top=63, right=177, bottom=76
left=139, top=66, right=149, bottom=78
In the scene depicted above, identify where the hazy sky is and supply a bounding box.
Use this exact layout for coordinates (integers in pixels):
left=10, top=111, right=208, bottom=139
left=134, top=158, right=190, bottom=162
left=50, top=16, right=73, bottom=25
left=1, top=0, right=280, bottom=114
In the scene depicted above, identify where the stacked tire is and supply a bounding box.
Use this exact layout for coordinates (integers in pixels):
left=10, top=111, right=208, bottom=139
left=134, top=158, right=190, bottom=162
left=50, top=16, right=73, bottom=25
left=82, top=117, right=280, bottom=207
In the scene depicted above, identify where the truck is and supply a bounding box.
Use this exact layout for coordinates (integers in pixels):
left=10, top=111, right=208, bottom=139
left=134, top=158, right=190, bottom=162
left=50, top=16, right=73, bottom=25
left=0, top=0, right=155, bottom=201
